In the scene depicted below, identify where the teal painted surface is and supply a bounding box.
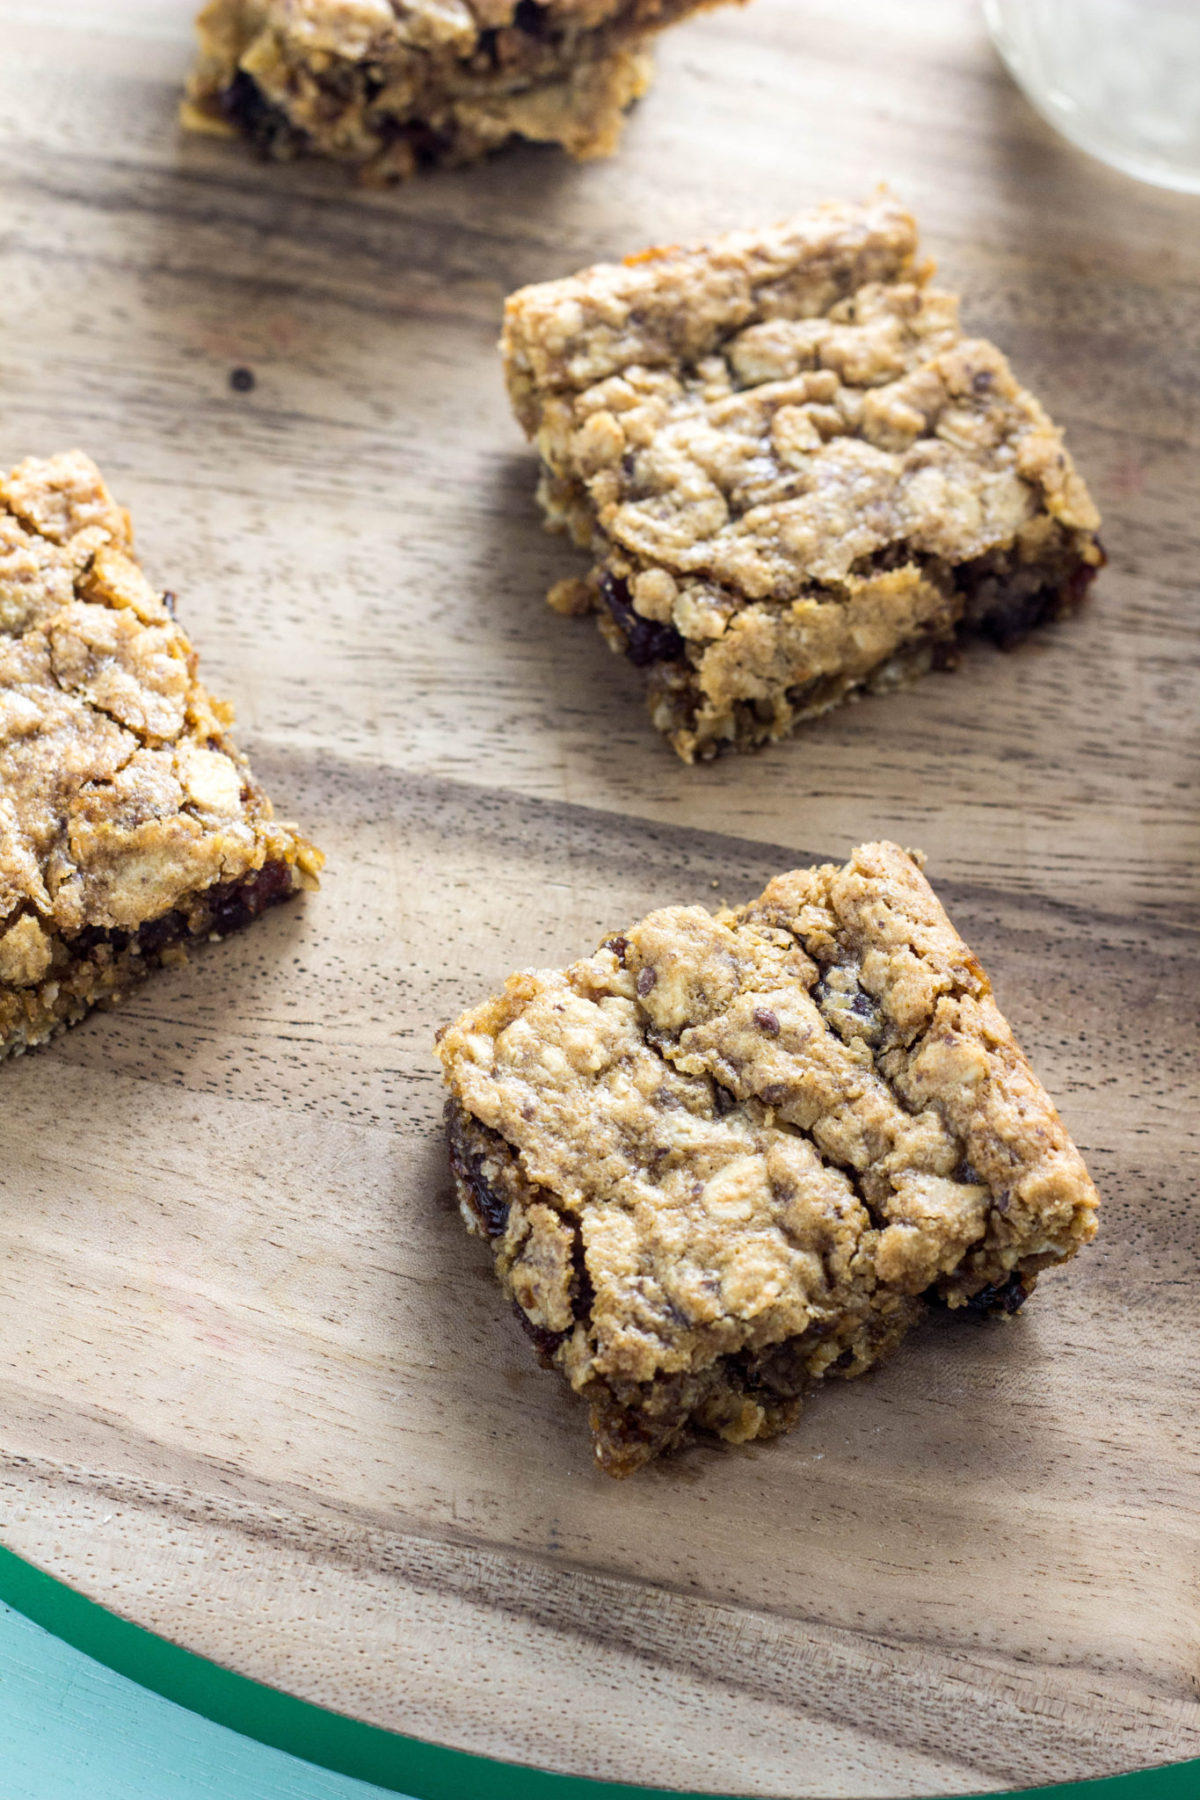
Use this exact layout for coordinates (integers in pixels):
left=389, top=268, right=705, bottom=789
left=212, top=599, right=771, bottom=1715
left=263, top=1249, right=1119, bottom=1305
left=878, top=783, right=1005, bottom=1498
left=0, top=1602, right=402, bottom=1800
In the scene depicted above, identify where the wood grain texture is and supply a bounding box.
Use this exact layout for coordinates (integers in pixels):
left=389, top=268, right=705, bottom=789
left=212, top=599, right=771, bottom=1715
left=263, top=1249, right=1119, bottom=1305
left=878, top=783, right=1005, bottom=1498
left=0, top=2, right=1198, bottom=1794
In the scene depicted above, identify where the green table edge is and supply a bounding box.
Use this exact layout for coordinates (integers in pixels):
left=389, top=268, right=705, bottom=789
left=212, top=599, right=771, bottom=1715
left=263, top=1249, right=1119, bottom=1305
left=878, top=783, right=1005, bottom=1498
left=0, top=1543, right=1193, bottom=1800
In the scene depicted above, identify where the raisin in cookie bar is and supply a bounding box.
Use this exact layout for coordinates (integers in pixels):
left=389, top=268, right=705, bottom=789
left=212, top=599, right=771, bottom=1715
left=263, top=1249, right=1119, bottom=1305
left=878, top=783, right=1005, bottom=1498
left=0, top=452, right=322, bottom=1059
left=437, top=842, right=1098, bottom=1476
left=502, top=196, right=1104, bottom=761
left=182, top=0, right=739, bottom=181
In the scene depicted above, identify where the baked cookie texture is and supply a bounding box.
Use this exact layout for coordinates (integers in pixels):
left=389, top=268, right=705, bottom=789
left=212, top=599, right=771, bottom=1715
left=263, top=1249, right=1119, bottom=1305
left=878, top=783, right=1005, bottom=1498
left=502, top=196, right=1104, bottom=761
left=437, top=842, right=1099, bottom=1476
left=0, top=451, right=322, bottom=1060
left=182, top=0, right=739, bottom=181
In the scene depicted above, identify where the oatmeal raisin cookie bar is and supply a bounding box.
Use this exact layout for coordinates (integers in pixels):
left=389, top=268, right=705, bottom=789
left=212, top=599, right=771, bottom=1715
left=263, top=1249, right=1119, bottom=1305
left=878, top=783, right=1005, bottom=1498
left=183, top=0, right=741, bottom=180
left=437, top=842, right=1098, bottom=1475
left=502, top=197, right=1104, bottom=760
left=0, top=451, right=322, bottom=1059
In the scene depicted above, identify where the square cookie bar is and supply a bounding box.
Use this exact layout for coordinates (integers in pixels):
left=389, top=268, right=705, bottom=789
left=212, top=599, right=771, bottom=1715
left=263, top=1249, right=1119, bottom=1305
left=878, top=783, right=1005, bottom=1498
left=437, top=842, right=1098, bottom=1476
left=183, top=0, right=738, bottom=181
left=0, top=452, right=322, bottom=1059
left=502, top=196, right=1104, bottom=760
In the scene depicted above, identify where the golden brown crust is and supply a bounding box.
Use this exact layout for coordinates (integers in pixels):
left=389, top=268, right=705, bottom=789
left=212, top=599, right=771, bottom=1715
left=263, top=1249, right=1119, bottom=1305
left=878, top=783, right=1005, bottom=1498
left=0, top=451, right=322, bottom=1059
left=437, top=842, right=1099, bottom=1475
left=182, top=0, right=740, bottom=179
left=500, top=198, right=1104, bottom=759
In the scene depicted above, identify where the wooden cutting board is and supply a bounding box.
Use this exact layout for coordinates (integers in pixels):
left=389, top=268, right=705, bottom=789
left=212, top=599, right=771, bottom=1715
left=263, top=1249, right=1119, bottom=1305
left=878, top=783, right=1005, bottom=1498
left=1, top=2, right=1198, bottom=1795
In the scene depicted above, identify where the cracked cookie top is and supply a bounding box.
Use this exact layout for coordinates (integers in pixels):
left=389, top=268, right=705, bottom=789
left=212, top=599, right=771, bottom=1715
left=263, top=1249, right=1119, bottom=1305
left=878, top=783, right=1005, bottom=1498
left=0, top=452, right=319, bottom=971
left=437, top=842, right=1098, bottom=1393
left=502, top=196, right=1100, bottom=604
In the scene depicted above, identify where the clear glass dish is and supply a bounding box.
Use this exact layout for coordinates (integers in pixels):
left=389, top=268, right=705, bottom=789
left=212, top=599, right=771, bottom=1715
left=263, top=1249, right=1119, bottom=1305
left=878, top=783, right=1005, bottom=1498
left=984, top=0, right=1200, bottom=193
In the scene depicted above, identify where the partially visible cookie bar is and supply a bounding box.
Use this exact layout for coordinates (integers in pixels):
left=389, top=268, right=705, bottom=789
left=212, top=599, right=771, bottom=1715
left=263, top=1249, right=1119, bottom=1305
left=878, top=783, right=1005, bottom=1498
left=437, top=842, right=1099, bottom=1476
left=182, top=0, right=740, bottom=181
left=502, top=196, right=1104, bottom=761
left=0, top=451, right=322, bottom=1060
